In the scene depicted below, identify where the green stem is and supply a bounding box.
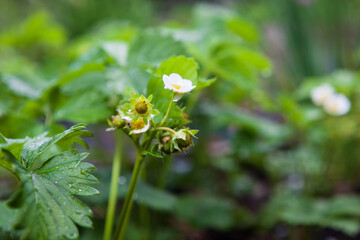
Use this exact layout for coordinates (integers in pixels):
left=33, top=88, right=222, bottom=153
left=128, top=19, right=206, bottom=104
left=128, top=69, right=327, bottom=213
left=160, top=93, right=175, bottom=126
left=114, top=152, right=145, bottom=240
left=139, top=204, right=150, bottom=240
left=139, top=169, right=150, bottom=240
left=156, top=127, right=177, bottom=135
left=157, top=154, right=172, bottom=189
left=103, top=132, right=123, bottom=240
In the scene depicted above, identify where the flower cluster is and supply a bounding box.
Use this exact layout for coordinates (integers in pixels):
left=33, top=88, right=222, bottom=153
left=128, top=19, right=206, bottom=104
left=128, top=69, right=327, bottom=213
left=311, top=83, right=351, bottom=116
left=158, top=128, right=198, bottom=154
left=108, top=72, right=198, bottom=155
left=108, top=93, right=159, bottom=134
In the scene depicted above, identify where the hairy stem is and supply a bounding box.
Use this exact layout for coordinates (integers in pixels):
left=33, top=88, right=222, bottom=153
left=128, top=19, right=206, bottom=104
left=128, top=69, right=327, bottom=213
left=156, top=127, right=177, bottom=135
left=160, top=93, right=175, bottom=126
left=103, top=132, right=123, bottom=240
left=114, top=152, right=145, bottom=240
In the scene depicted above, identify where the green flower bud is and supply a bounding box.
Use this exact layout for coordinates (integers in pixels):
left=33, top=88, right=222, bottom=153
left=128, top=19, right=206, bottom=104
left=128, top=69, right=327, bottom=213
left=159, top=135, right=178, bottom=154
left=175, top=132, right=193, bottom=149
left=135, top=101, right=148, bottom=115
left=111, top=115, right=125, bottom=128
left=173, top=128, right=198, bottom=151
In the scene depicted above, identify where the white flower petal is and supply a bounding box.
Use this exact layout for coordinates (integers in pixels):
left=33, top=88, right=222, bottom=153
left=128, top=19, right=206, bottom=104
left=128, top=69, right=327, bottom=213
left=311, top=83, right=335, bottom=106
left=163, top=75, right=171, bottom=86
left=181, top=79, right=193, bottom=86
left=122, top=116, right=132, bottom=122
left=132, top=121, right=150, bottom=134
left=324, top=93, right=351, bottom=116
left=169, top=73, right=183, bottom=82
left=162, top=73, right=196, bottom=94
left=178, top=84, right=196, bottom=93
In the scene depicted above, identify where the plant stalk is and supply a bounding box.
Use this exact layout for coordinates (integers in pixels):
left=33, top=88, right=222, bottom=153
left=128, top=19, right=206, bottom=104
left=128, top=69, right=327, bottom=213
left=114, top=153, right=145, bottom=240
left=103, top=132, right=123, bottom=240
left=156, top=127, right=177, bottom=135
left=160, top=93, right=175, bottom=126
left=157, top=154, right=172, bottom=189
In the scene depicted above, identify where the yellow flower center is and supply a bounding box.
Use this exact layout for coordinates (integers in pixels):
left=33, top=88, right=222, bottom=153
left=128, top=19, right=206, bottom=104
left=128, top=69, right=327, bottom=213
left=135, top=101, right=148, bottom=115
left=132, top=119, right=145, bottom=129
left=328, top=103, right=339, bottom=113
left=171, top=84, right=182, bottom=90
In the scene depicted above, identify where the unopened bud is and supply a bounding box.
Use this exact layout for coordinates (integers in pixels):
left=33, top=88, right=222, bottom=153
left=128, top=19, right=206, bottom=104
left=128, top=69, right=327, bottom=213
left=159, top=135, right=177, bottom=154
left=135, top=101, right=148, bottom=115
left=112, top=115, right=125, bottom=128
left=175, top=132, right=193, bottom=149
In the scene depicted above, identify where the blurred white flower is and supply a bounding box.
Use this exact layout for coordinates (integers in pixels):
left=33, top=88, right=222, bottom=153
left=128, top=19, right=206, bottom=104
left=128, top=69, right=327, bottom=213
left=163, top=73, right=196, bottom=101
left=311, top=83, right=335, bottom=106
left=324, top=93, right=351, bottom=116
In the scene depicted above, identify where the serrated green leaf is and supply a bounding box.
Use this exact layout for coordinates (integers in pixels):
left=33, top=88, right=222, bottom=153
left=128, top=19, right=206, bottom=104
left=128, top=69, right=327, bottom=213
left=21, top=124, right=89, bottom=168
left=0, top=125, right=97, bottom=240
left=9, top=151, right=98, bottom=240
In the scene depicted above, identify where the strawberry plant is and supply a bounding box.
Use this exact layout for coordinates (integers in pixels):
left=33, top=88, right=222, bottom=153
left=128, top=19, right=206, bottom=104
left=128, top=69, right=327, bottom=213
left=2, top=1, right=360, bottom=240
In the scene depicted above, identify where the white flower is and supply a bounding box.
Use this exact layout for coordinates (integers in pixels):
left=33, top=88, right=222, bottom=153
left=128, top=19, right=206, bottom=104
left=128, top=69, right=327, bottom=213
left=163, top=73, right=196, bottom=101
left=121, top=116, right=150, bottom=134
left=324, top=93, right=351, bottom=116
left=311, top=83, right=335, bottom=106
left=132, top=120, right=150, bottom=134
